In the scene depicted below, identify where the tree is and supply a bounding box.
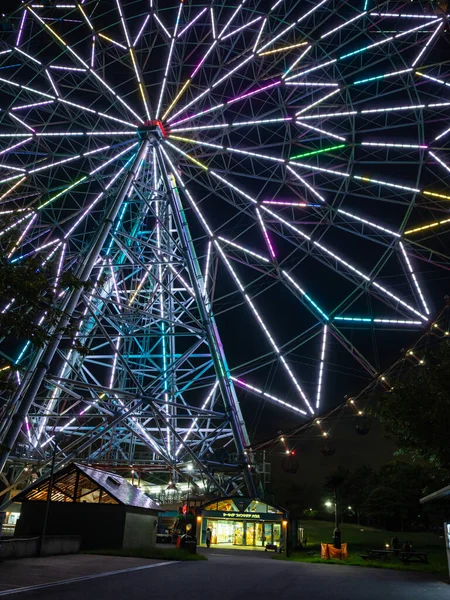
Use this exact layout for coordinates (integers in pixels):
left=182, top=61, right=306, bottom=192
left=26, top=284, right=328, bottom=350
left=375, top=342, right=450, bottom=472
left=0, top=219, right=88, bottom=400
left=376, top=461, right=429, bottom=531
left=344, top=465, right=377, bottom=525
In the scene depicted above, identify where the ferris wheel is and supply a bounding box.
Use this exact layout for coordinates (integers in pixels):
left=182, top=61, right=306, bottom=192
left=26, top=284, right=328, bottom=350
left=0, top=0, right=449, bottom=496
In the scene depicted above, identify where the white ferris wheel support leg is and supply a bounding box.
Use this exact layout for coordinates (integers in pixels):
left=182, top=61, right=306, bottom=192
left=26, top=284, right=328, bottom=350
left=156, top=147, right=257, bottom=497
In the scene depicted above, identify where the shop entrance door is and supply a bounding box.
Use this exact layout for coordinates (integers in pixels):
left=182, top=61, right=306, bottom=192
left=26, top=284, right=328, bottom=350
left=255, top=522, right=264, bottom=546
left=233, top=521, right=244, bottom=545
left=245, top=522, right=255, bottom=546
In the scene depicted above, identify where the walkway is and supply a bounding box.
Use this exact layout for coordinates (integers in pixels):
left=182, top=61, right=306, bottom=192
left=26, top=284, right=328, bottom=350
left=0, top=549, right=447, bottom=599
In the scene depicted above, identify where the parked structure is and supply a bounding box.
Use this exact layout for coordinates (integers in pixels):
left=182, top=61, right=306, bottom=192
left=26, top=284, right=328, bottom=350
left=421, top=485, right=450, bottom=578
left=14, top=463, right=161, bottom=550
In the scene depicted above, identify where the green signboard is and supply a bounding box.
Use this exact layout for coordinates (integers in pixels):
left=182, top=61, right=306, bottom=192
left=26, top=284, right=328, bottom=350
left=202, top=510, right=284, bottom=521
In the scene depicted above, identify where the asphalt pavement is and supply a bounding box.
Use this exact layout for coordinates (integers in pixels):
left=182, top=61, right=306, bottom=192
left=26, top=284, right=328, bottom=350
left=0, top=550, right=448, bottom=600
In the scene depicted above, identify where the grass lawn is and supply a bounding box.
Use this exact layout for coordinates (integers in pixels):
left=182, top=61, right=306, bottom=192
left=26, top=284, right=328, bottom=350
left=275, top=520, right=448, bottom=576
left=84, top=547, right=206, bottom=561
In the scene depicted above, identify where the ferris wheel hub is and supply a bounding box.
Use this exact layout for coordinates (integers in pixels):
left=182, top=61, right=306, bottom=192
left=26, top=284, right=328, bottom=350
left=137, top=120, right=168, bottom=143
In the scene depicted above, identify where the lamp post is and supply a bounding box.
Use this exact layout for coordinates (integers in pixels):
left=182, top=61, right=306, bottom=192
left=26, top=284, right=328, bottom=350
left=40, top=438, right=58, bottom=557
left=325, top=499, right=337, bottom=527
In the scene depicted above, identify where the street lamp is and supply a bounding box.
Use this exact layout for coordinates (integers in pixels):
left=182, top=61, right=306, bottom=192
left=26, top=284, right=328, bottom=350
left=40, top=437, right=58, bottom=556
left=325, top=498, right=338, bottom=530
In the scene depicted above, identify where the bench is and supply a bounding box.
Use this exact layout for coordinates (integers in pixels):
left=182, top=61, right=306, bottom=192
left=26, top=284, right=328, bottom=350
left=365, top=549, right=393, bottom=560
left=400, top=551, right=428, bottom=564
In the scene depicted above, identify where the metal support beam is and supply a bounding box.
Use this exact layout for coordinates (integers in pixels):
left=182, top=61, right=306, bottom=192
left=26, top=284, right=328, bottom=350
left=0, top=140, right=150, bottom=472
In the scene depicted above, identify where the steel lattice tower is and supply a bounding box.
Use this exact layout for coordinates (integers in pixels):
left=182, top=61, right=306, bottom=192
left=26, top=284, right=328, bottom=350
left=0, top=126, right=256, bottom=495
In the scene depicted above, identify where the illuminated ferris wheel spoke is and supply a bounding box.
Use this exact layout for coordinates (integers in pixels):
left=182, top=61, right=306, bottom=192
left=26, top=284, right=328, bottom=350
left=286, top=18, right=441, bottom=82
left=0, top=143, right=138, bottom=235
left=98, top=32, right=127, bottom=50
left=399, top=242, right=430, bottom=316
left=168, top=55, right=255, bottom=124
left=0, top=73, right=136, bottom=128
left=316, top=325, right=328, bottom=411
left=153, top=13, right=171, bottom=40
left=170, top=116, right=292, bottom=133
left=215, top=240, right=313, bottom=413
left=369, top=11, right=442, bottom=19
left=429, top=151, right=450, bottom=177
left=257, top=0, right=329, bottom=54
left=221, top=16, right=263, bottom=41
left=210, top=7, right=217, bottom=39
left=27, top=7, right=144, bottom=123
left=203, top=168, right=428, bottom=321
left=411, top=21, right=443, bottom=67
left=231, top=377, right=307, bottom=416
left=320, top=11, right=367, bottom=40
left=416, top=71, right=450, bottom=89
left=162, top=160, right=315, bottom=413
left=255, top=208, right=276, bottom=260
left=283, top=45, right=311, bottom=79
left=115, top=0, right=151, bottom=120
left=217, top=236, right=270, bottom=264
left=177, top=7, right=206, bottom=39
left=0, top=177, right=27, bottom=203
left=168, top=0, right=268, bottom=122
left=155, top=1, right=183, bottom=120
left=75, top=2, right=94, bottom=30
left=281, top=270, right=328, bottom=322
left=296, top=88, right=342, bottom=116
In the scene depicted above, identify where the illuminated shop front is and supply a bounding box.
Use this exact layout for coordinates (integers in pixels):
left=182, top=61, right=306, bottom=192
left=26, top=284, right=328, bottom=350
left=199, top=498, right=287, bottom=548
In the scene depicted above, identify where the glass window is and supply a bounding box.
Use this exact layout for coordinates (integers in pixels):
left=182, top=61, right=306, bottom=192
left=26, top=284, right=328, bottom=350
left=246, top=500, right=267, bottom=512
left=204, top=499, right=240, bottom=511
left=273, top=523, right=281, bottom=544
left=264, top=523, right=273, bottom=545
left=267, top=503, right=283, bottom=514
left=216, top=499, right=239, bottom=512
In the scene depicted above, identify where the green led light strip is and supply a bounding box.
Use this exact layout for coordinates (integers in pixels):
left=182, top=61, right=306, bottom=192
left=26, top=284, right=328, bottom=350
left=290, top=144, right=346, bottom=160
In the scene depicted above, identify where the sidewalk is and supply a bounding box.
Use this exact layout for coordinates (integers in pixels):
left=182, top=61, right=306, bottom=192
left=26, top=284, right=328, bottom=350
left=0, top=554, right=164, bottom=593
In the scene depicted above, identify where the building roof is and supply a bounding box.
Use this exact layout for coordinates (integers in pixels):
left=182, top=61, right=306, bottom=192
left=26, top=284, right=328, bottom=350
left=14, top=462, right=161, bottom=512
left=420, top=484, right=450, bottom=504
left=75, top=464, right=161, bottom=510
left=202, top=496, right=287, bottom=515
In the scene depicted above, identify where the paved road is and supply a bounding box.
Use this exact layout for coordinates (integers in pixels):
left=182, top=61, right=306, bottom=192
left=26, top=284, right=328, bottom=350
left=1, top=551, right=448, bottom=599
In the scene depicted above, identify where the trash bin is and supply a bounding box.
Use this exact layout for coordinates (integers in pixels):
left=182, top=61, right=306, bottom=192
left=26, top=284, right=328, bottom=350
left=179, top=534, right=197, bottom=554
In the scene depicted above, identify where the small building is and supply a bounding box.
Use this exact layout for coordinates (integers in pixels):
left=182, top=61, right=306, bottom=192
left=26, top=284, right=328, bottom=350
left=198, top=497, right=288, bottom=549
left=421, top=485, right=450, bottom=578
left=14, top=462, right=161, bottom=550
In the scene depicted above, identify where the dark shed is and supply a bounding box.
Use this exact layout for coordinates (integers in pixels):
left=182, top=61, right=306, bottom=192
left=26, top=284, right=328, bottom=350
left=14, top=463, right=161, bottom=550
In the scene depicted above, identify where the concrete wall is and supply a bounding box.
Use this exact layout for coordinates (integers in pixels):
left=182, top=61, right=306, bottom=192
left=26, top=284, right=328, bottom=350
left=15, top=503, right=159, bottom=550
left=15, top=502, right=126, bottom=550
left=0, top=536, right=81, bottom=559
left=122, top=511, right=157, bottom=549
